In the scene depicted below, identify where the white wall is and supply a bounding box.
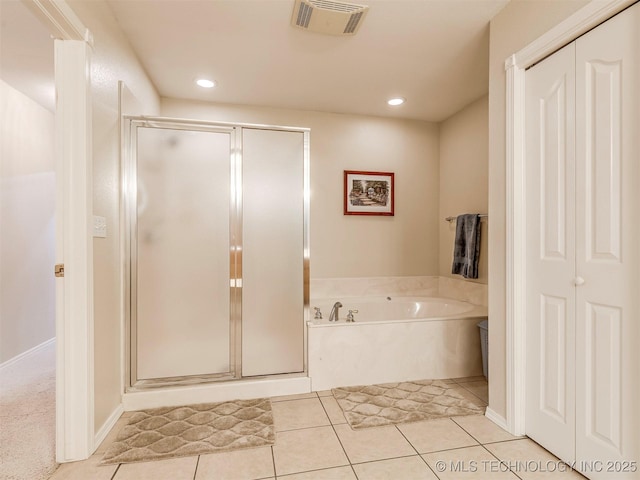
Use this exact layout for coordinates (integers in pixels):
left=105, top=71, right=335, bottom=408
left=161, top=98, right=441, bottom=279
left=439, top=95, right=488, bottom=284
left=66, top=0, right=160, bottom=433
left=487, top=0, right=589, bottom=420
left=0, top=80, right=55, bottom=363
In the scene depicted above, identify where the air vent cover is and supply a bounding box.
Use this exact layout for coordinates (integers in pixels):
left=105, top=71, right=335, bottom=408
left=291, top=0, right=369, bottom=36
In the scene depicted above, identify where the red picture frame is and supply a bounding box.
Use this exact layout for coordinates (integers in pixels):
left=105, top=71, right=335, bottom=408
left=344, top=170, right=394, bottom=216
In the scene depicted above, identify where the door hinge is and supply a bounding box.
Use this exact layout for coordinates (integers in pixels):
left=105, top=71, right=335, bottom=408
left=55, top=264, right=65, bottom=278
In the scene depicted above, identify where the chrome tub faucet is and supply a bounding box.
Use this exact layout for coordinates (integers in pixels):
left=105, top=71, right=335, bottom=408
left=328, top=302, right=343, bottom=322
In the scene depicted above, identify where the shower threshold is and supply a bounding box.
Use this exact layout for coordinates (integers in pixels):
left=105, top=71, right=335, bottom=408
left=129, top=372, right=238, bottom=390
left=122, top=374, right=311, bottom=411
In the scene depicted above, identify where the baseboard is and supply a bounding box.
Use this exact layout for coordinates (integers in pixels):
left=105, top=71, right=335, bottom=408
left=0, top=337, right=55, bottom=371
left=484, top=407, right=509, bottom=431
left=93, top=403, right=124, bottom=454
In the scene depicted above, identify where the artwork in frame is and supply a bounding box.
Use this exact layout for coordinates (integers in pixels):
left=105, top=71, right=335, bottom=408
left=344, top=170, right=394, bottom=216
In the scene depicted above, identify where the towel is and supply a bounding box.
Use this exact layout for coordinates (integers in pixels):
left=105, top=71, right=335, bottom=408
left=451, top=214, right=481, bottom=279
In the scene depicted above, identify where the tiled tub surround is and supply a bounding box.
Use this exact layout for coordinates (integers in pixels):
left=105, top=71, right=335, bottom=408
left=308, top=277, right=488, bottom=391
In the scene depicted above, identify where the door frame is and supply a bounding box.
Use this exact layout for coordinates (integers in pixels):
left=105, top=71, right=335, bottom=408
left=504, top=0, right=635, bottom=436
left=22, top=0, right=95, bottom=462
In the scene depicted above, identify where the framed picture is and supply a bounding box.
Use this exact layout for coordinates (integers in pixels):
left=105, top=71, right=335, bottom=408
left=344, top=170, right=394, bottom=216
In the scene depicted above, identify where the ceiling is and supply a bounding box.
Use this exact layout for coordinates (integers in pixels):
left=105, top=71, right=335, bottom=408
left=0, top=0, right=510, bottom=122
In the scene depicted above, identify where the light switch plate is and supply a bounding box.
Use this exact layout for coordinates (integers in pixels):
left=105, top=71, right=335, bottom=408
left=93, top=216, right=107, bottom=238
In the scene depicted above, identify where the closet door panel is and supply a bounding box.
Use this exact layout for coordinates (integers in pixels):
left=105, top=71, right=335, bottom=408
left=584, top=60, right=622, bottom=262
left=524, top=42, right=576, bottom=464
left=575, top=4, right=639, bottom=474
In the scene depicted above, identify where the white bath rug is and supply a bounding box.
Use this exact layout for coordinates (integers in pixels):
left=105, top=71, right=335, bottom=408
left=332, top=379, right=485, bottom=429
left=100, top=398, right=274, bottom=465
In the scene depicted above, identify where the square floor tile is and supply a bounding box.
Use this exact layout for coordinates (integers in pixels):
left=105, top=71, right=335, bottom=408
left=114, top=456, right=198, bottom=480
left=454, top=387, right=488, bottom=407
left=272, top=426, right=349, bottom=476
left=48, top=455, right=117, bottom=480
left=333, top=424, right=415, bottom=464
left=439, top=379, right=459, bottom=384
left=422, top=445, right=519, bottom=479
left=452, top=376, right=486, bottom=384
left=272, top=398, right=331, bottom=432
left=458, top=380, right=488, bottom=389
left=271, top=392, right=318, bottom=402
left=452, top=415, right=518, bottom=444
left=319, top=396, right=347, bottom=425
left=485, top=439, right=586, bottom=479
left=397, top=418, right=479, bottom=453
left=353, top=455, right=439, bottom=480
left=280, top=466, right=357, bottom=479
left=458, top=381, right=489, bottom=403
left=196, top=446, right=275, bottom=479
left=94, top=416, right=129, bottom=455
left=315, top=390, right=333, bottom=397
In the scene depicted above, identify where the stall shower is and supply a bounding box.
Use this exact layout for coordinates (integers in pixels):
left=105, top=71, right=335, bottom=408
left=123, top=117, right=309, bottom=389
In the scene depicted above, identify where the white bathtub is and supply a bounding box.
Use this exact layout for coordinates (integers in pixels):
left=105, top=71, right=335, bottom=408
left=308, top=296, right=487, bottom=391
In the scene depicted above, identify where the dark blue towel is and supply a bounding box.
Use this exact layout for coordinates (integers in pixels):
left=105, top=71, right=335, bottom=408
left=451, top=214, right=481, bottom=279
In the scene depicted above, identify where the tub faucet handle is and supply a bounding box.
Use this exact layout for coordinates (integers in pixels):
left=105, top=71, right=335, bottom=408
left=313, top=307, right=322, bottom=319
left=346, top=309, right=359, bottom=322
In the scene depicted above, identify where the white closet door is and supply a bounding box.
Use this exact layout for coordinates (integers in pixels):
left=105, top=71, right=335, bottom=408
left=574, top=4, right=639, bottom=476
left=525, top=42, right=577, bottom=463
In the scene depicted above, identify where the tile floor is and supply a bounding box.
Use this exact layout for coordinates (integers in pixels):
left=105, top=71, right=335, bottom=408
left=48, top=377, right=586, bottom=479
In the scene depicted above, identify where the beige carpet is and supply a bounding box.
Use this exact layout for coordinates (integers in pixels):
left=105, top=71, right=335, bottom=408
left=101, top=398, right=275, bottom=465
left=332, top=379, right=485, bottom=429
left=0, top=340, right=57, bottom=480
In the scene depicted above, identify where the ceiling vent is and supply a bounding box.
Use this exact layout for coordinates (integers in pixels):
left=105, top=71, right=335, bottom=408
left=291, top=0, right=369, bottom=36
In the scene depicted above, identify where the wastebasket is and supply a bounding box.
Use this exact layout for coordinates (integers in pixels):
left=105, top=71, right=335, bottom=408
left=477, top=320, right=488, bottom=379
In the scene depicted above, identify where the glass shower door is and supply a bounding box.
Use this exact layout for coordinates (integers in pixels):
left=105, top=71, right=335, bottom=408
left=241, top=128, right=306, bottom=376
left=133, top=125, right=235, bottom=381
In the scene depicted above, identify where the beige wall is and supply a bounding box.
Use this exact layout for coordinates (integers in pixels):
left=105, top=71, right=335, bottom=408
left=161, top=98, right=441, bottom=279
left=439, top=95, right=488, bottom=284
left=62, top=0, right=592, bottom=432
left=487, top=0, right=589, bottom=419
left=67, top=0, right=160, bottom=433
left=0, top=80, right=55, bottom=363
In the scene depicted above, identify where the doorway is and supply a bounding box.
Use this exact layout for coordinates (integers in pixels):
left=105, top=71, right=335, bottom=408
left=0, top=1, right=57, bottom=477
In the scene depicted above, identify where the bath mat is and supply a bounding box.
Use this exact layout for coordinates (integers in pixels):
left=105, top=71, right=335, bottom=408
left=332, top=379, right=485, bottom=429
left=100, top=398, right=274, bottom=465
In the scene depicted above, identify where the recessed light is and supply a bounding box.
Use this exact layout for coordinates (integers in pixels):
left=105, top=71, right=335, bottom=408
left=387, top=97, right=406, bottom=106
left=196, top=79, right=216, bottom=88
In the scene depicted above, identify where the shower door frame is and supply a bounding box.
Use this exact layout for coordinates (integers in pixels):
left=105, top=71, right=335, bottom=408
left=122, top=116, right=310, bottom=390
